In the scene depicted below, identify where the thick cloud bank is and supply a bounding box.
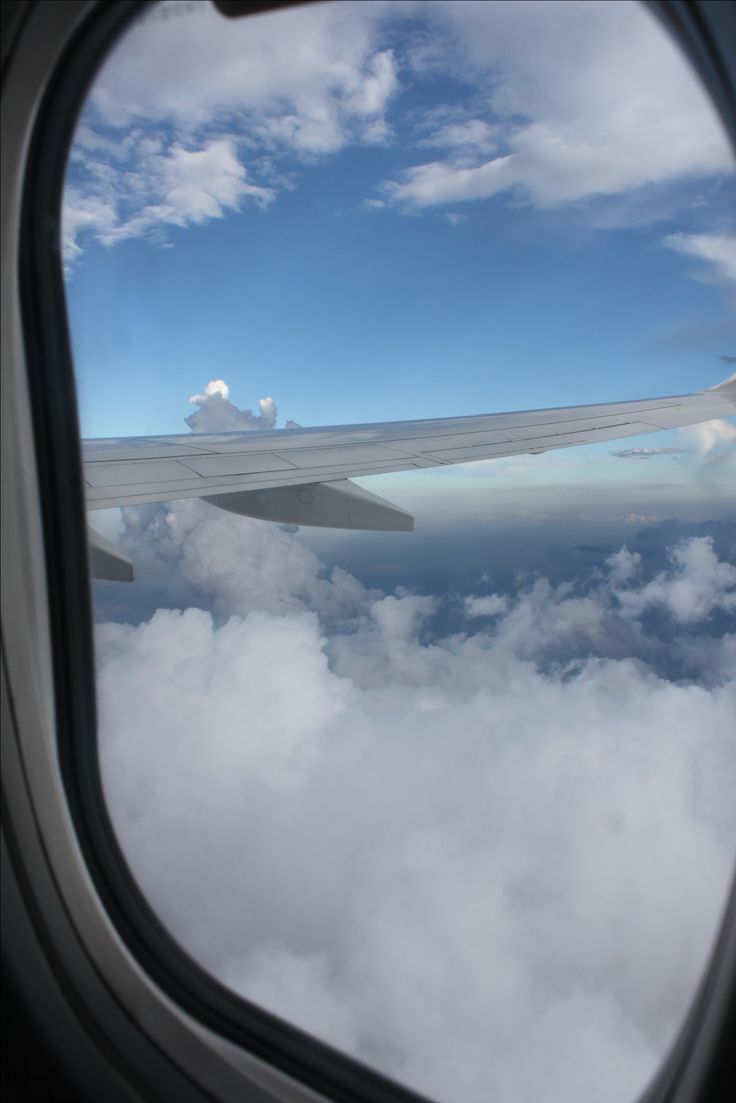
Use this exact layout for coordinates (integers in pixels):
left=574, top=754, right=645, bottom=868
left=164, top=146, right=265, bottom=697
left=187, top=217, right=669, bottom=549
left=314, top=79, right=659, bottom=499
left=97, top=505, right=736, bottom=1103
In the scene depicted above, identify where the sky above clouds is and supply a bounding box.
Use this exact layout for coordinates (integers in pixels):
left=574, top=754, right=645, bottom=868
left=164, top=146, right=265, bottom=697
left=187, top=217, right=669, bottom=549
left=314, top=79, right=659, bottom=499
left=63, top=2, right=736, bottom=1101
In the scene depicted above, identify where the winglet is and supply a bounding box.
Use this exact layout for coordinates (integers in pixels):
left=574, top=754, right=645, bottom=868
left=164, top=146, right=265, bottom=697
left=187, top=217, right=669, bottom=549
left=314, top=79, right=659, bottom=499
left=706, top=371, right=736, bottom=406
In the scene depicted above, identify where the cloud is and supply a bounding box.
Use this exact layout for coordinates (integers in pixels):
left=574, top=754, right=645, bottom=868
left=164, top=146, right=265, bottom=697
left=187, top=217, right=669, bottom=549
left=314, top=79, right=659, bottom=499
left=90, top=3, right=398, bottom=143
left=112, top=499, right=375, bottom=625
left=65, top=0, right=735, bottom=266
left=424, top=118, right=499, bottom=156
left=64, top=137, right=273, bottom=261
left=613, top=536, right=736, bottom=622
left=624, top=513, right=665, bottom=525
left=663, top=233, right=736, bottom=285
left=189, top=379, right=229, bottom=404
left=720, top=355, right=736, bottom=365
left=383, top=155, right=514, bottom=208
left=62, top=190, right=118, bottom=267
left=96, top=501, right=736, bottom=1103
left=679, top=418, right=736, bottom=460
left=138, top=139, right=272, bottom=225
left=185, top=379, right=280, bottom=433
left=605, top=546, right=641, bottom=585
left=63, top=2, right=401, bottom=263
left=379, top=0, right=732, bottom=213
left=464, top=593, right=508, bottom=617
left=611, top=447, right=689, bottom=460
left=345, top=49, right=399, bottom=128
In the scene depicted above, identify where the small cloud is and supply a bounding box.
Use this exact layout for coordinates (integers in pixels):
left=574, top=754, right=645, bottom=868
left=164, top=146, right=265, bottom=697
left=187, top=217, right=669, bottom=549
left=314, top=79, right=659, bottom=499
left=445, top=212, right=466, bottom=227
left=719, top=355, right=736, bottom=365
left=185, top=379, right=280, bottom=432
left=611, top=447, right=688, bottom=460
left=624, top=513, right=665, bottom=524
left=663, top=232, right=736, bottom=285
left=380, top=154, right=514, bottom=211
left=464, top=593, right=508, bottom=618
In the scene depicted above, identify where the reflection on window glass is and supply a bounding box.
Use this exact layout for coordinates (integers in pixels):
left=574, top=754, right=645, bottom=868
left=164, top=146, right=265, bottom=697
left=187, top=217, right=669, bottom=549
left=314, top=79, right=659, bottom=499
left=65, top=2, right=736, bottom=1101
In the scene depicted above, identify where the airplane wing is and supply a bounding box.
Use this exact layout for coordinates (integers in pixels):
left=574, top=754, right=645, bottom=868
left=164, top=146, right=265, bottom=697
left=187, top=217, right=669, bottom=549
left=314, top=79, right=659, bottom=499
left=84, top=374, right=736, bottom=579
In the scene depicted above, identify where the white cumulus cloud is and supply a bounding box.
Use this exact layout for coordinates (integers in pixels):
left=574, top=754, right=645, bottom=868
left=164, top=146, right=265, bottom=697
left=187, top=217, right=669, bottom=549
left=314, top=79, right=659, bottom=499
left=614, top=535, right=736, bottom=623
left=185, top=378, right=280, bottom=433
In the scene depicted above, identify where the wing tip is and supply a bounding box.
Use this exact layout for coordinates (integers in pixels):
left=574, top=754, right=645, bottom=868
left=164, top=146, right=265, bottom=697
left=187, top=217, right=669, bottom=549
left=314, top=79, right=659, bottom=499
left=706, top=371, right=736, bottom=407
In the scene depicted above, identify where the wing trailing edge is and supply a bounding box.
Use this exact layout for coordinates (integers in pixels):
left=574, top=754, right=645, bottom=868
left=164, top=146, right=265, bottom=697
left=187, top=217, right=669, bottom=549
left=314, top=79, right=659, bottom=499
left=88, top=526, right=134, bottom=582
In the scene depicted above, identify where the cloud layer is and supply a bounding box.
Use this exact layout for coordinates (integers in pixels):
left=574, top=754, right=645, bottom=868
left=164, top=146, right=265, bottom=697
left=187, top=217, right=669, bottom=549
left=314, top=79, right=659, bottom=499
left=97, top=501, right=736, bottom=1103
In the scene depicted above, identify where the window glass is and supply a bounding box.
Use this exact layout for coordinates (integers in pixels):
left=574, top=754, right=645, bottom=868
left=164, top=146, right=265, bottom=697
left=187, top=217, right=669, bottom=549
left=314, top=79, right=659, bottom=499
left=65, top=3, right=736, bottom=1101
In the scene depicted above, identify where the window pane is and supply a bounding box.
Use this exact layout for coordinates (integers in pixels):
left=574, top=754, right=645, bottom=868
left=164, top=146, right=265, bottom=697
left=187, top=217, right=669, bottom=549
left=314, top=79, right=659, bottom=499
left=65, top=3, right=736, bottom=1102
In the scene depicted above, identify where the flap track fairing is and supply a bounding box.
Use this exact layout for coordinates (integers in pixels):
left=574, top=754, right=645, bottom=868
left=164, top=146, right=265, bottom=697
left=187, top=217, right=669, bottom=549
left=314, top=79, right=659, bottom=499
left=204, top=479, right=414, bottom=531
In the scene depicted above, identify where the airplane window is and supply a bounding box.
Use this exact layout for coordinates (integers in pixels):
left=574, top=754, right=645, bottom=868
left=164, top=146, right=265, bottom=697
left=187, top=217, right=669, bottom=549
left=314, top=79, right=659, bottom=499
left=63, top=2, right=736, bottom=1101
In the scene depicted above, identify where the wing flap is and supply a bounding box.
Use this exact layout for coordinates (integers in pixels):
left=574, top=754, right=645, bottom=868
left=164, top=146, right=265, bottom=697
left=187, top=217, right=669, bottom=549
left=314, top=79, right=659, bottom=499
left=205, top=479, right=414, bottom=531
left=88, top=526, right=134, bottom=582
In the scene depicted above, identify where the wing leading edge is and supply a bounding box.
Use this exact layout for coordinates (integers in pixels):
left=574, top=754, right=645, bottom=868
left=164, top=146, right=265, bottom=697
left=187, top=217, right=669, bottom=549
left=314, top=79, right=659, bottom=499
left=85, top=375, right=736, bottom=579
